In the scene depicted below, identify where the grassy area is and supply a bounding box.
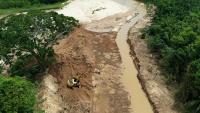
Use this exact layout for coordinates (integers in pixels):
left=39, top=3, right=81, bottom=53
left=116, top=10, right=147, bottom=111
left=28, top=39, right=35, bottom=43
left=0, top=1, right=68, bottom=16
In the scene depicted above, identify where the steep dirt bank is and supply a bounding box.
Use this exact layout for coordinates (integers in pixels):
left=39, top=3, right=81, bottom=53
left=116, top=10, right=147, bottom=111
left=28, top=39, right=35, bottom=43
left=39, top=27, right=132, bottom=113
left=127, top=12, right=180, bottom=113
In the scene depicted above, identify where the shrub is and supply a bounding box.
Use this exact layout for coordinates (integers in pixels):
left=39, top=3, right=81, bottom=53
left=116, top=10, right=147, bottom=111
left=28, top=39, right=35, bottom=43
left=9, top=55, right=42, bottom=79
left=0, top=0, right=30, bottom=9
left=0, top=0, right=66, bottom=9
left=0, top=76, right=36, bottom=113
left=0, top=65, right=3, bottom=74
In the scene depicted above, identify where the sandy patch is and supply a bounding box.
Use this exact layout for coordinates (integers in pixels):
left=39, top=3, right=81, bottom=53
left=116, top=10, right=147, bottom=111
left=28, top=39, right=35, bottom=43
left=56, top=0, right=136, bottom=23
left=38, top=74, right=63, bottom=113
left=85, top=11, right=135, bottom=32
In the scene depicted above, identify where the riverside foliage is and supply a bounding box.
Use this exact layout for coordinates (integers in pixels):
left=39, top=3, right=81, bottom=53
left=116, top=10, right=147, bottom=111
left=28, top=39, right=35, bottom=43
left=0, top=0, right=66, bottom=9
left=143, top=0, right=200, bottom=112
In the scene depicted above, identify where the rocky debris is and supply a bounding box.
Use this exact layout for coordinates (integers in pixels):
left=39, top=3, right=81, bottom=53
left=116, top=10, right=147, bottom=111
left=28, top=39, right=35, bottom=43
left=63, top=97, right=91, bottom=113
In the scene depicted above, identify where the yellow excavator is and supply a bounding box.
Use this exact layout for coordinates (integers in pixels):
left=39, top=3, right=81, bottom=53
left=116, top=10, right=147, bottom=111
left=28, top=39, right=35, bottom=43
left=67, top=77, right=80, bottom=89
left=67, top=63, right=80, bottom=89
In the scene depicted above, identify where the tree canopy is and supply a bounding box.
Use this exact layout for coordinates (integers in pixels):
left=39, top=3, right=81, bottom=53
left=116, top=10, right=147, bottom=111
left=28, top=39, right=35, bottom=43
left=0, top=0, right=66, bottom=9
left=0, top=11, right=79, bottom=77
left=143, top=0, right=200, bottom=112
left=0, top=76, right=36, bottom=113
left=0, top=11, right=78, bottom=113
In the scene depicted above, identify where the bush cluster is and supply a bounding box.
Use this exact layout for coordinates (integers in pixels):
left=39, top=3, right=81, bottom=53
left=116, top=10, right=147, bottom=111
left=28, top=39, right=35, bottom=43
left=143, top=0, right=200, bottom=112
left=0, top=76, right=36, bottom=113
left=0, top=0, right=66, bottom=9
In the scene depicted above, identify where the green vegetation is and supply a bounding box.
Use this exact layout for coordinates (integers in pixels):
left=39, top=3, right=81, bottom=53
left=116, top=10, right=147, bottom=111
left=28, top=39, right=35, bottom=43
left=143, top=0, right=200, bottom=112
left=0, top=0, right=68, bottom=15
left=0, top=76, right=36, bottom=113
left=0, top=62, right=3, bottom=73
left=0, top=11, right=78, bottom=112
left=0, top=0, right=65, bottom=9
left=0, top=11, right=79, bottom=78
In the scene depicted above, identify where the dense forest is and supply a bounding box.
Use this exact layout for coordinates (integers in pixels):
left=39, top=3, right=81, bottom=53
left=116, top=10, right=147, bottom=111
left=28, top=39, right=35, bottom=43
left=0, top=0, right=66, bottom=9
left=0, top=11, right=79, bottom=112
left=143, top=0, right=200, bottom=112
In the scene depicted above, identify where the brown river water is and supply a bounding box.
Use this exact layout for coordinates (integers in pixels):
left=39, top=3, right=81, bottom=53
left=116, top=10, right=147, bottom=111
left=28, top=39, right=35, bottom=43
left=116, top=12, right=154, bottom=113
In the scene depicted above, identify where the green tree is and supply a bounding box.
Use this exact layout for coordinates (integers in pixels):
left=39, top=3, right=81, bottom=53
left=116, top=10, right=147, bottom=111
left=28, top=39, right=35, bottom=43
left=177, top=59, right=200, bottom=113
left=0, top=0, right=66, bottom=9
left=0, top=65, right=3, bottom=74
left=143, top=0, right=200, bottom=111
left=39, top=0, right=65, bottom=3
left=0, top=76, right=36, bottom=113
left=0, top=11, right=79, bottom=77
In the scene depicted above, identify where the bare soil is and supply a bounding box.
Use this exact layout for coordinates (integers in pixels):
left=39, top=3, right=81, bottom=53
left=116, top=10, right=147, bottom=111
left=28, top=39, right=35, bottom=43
left=85, top=11, right=133, bottom=32
left=39, top=27, right=131, bottom=113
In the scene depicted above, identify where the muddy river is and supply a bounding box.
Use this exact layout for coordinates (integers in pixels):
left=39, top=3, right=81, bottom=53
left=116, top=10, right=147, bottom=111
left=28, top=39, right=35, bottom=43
left=116, top=13, right=154, bottom=113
